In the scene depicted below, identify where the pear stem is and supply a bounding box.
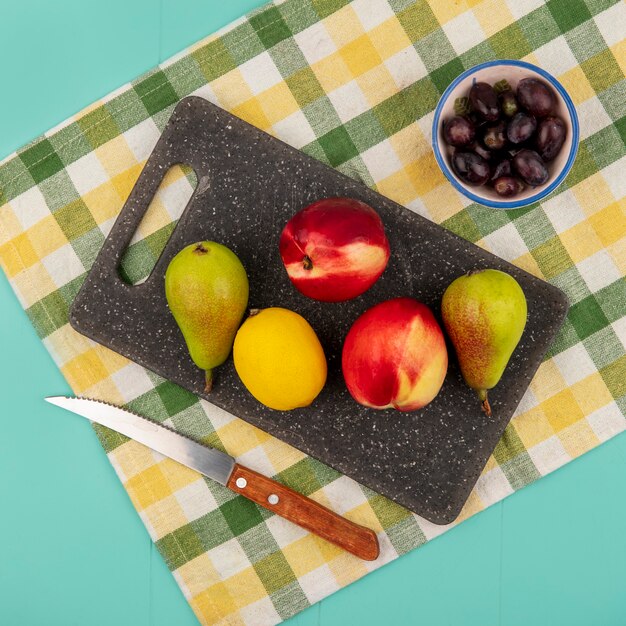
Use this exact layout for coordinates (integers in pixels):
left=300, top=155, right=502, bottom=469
left=204, top=369, right=213, bottom=393
left=477, top=389, right=491, bottom=416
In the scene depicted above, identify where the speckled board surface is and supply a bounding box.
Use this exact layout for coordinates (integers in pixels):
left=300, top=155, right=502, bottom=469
left=70, top=97, right=568, bottom=524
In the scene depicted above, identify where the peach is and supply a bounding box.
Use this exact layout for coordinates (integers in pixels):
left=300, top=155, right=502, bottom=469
left=342, top=298, right=448, bottom=411
left=279, top=198, right=390, bottom=302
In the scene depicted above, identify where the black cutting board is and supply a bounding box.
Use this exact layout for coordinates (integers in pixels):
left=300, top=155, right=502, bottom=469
left=70, top=97, right=568, bottom=524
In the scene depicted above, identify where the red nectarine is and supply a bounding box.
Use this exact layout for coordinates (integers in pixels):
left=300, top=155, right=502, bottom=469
left=279, top=198, right=390, bottom=302
left=342, top=297, right=448, bottom=411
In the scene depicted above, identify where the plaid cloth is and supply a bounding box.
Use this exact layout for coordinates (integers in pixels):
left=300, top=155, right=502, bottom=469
left=1, top=0, right=625, bottom=624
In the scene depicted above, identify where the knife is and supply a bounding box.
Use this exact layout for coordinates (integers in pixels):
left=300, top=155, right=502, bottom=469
left=45, top=396, right=379, bottom=561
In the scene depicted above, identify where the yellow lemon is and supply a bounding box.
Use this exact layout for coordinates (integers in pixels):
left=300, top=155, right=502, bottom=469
left=233, top=308, right=327, bottom=410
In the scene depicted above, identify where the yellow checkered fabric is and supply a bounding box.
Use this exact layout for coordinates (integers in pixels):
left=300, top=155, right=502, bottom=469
left=0, top=0, right=625, bottom=624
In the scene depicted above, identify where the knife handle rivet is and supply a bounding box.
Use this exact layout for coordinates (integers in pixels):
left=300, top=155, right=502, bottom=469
left=267, top=494, right=279, bottom=505
left=235, top=477, right=247, bottom=489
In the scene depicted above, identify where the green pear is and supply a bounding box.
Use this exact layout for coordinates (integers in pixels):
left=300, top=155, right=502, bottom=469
left=165, top=242, right=249, bottom=392
left=441, top=269, right=527, bottom=416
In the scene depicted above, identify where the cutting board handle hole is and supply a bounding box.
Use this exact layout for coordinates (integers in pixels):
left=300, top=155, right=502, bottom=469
left=118, top=164, right=198, bottom=285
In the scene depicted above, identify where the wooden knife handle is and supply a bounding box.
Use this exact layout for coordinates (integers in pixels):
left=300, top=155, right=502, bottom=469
left=227, top=464, right=379, bottom=561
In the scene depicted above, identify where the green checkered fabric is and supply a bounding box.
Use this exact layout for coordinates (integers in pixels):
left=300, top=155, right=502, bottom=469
left=0, top=0, right=624, bottom=624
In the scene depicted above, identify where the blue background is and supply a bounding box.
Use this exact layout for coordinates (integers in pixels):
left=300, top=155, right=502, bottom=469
left=1, top=1, right=625, bottom=625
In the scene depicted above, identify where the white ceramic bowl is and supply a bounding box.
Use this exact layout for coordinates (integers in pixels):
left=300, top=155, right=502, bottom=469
left=432, top=60, right=579, bottom=209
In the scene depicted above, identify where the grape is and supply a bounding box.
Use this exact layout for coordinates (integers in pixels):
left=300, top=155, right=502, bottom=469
left=507, top=112, right=537, bottom=144
left=469, top=82, right=500, bottom=121
left=468, top=112, right=484, bottom=125
left=494, top=176, right=524, bottom=197
left=499, top=90, right=519, bottom=117
left=446, top=76, right=560, bottom=192
left=536, top=116, right=566, bottom=161
left=516, top=78, right=555, bottom=117
left=513, top=149, right=549, bottom=186
left=443, top=116, right=476, bottom=147
left=467, top=141, right=493, bottom=161
left=452, top=151, right=490, bottom=185
left=483, top=121, right=507, bottom=150
left=491, top=157, right=512, bottom=181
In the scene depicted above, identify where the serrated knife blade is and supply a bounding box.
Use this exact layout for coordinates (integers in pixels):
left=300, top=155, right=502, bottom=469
left=45, top=396, right=235, bottom=484
left=45, top=395, right=380, bottom=561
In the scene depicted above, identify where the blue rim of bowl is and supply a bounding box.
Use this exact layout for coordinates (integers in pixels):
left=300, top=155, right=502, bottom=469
left=431, top=59, right=580, bottom=210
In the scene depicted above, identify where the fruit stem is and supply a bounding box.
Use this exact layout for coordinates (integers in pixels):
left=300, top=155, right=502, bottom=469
left=302, top=255, right=313, bottom=270
left=477, top=389, right=491, bottom=416
left=204, top=369, right=213, bottom=393
left=194, top=243, right=208, bottom=255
